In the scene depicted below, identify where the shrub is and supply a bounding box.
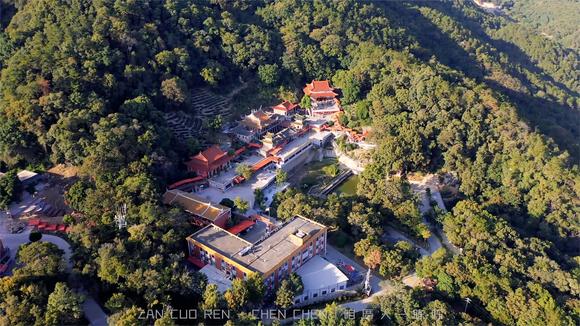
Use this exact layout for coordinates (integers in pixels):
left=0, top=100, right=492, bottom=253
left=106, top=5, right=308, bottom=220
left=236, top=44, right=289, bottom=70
left=29, top=231, right=42, bottom=242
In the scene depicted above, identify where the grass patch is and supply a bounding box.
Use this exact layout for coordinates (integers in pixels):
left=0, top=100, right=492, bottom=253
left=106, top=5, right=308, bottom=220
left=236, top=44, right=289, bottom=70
left=295, top=158, right=339, bottom=190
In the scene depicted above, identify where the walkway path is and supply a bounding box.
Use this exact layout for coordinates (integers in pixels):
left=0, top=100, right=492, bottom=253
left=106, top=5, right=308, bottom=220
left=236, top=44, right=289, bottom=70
left=323, top=246, right=396, bottom=312
left=409, top=174, right=459, bottom=255
left=0, top=225, right=108, bottom=325
left=337, top=175, right=461, bottom=313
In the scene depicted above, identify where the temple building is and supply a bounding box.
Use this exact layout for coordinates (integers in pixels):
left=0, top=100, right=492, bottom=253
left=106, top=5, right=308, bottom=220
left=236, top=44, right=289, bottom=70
left=162, top=189, right=231, bottom=228
left=240, top=110, right=283, bottom=137
left=186, top=145, right=232, bottom=177
left=272, top=100, right=299, bottom=116
left=230, top=124, right=256, bottom=143
left=303, top=80, right=341, bottom=116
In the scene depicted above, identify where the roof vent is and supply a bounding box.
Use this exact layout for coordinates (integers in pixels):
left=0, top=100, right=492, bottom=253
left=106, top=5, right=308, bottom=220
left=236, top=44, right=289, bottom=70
left=295, top=230, right=307, bottom=238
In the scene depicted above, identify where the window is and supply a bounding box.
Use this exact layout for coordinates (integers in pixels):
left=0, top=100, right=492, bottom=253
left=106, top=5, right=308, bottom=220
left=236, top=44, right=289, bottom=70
left=295, top=299, right=300, bottom=304
left=339, top=285, right=345, bottom=290
left=322, top=290, right=327, bottom=295
left=304, top=296, right=308, bottom=300
left=331, top=288, right=335, bottom=293
left=313, top=293, right=318, bottom=298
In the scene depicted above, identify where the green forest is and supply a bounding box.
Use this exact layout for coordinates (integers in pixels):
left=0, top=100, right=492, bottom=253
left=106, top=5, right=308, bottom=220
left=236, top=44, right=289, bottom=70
left=494, top=0, right=580, bottom=50
left=0, top=0, right=578, bottom=325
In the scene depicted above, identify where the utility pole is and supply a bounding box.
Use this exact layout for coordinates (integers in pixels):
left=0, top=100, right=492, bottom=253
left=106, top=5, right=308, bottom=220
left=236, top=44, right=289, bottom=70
left=114, top=203, right=127, bottom=230
left=364, top=268, right=372, bottom=296
left=464, top=297, right=472, bottom=313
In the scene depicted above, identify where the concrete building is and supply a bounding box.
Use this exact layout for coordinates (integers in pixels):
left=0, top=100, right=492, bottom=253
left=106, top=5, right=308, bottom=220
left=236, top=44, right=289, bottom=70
left=186, top=216, right=328, bottom=288
left=294, top=255, right=349, bottom=304
left=162, top=189, right=231, bottom=228
left=275, top=131, right=333, bottom=172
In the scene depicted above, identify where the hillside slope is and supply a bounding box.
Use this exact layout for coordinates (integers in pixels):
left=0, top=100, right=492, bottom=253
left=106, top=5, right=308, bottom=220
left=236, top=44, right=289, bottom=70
left=0, top=0, right=577, bottom=324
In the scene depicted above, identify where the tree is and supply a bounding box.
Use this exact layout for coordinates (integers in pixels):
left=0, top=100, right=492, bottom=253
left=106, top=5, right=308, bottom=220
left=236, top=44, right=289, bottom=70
left=233, top=197, right=249, bottom=213
left=105, top=293, right=129, bottom=313
left=200, top=284, right=224, bottom=311
left=224, top=278, right=249, bottom=311
left=0, top=170, right=20, bottom=208
left=258, top=63, right=279, bottom=85
left=15, top=242, right=65, bottom=279
left=275, top=280, right=295, bottom=309
left=29, top=231, right=42, bottom=242
left=275, top=169, right=287, bottom=186
left=65, top=179, right=92, bottom=212
left=245, top=273, right=265, bottom=305
left=45, top=283, right=83, bottom=326
left=317, top=303, right=355, bottom=326
left=219, top=198, right=235, bottom=209
left=236, top=164, right=252, bottom=179
left=209, top=115, right=223, bottom=131
left=332, top=70, right=360, bottom=105
left=161, top=77, right=189, bottom=105
left=200, top=60, right=224, bottom=86
left=288, top=272, right=304, bottom=294
left=253, top=189, right=265, bottom=209
left=108, top=306, right=145, bottom=326
left=230, top=312, right=260, bottom=326
left=363, top=247, right=382, bottom=270
left=300, top=95, right=311, bottom=109
left=322, top=164, right=339, bottom=177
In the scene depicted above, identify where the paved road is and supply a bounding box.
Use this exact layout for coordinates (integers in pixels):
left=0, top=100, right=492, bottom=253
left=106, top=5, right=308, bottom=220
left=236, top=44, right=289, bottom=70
left=409, top=174, right=459, bottom=255
left=82, top=296, right=108, bottom=326
left=324, top=246, right=397, bottom=312
left=1, top=227, right=108, bottom=325
left=1, top=231, right=73, bottom=269
left=338, top=175, right=462, bottom=312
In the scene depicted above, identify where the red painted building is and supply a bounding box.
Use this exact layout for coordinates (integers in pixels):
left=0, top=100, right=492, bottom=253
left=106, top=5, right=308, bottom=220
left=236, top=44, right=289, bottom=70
left=186, top=145, right=232, bottom=177
left=303, top=80, right=341, bottom=116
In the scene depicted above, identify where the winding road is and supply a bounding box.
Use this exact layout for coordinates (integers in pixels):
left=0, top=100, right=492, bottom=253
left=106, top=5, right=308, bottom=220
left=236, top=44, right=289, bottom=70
left=339, top=174, right=459, bottom=312
left=0, top=224, right=108, bottom=325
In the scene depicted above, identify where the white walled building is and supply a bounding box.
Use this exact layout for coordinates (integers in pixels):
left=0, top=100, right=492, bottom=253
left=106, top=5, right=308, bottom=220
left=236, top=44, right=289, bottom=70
left=294, top=255, right=349, bottom=304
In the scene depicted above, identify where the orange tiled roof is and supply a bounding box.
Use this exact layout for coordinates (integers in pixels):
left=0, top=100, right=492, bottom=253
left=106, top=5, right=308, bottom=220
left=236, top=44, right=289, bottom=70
left=303, top=80, right=337, bottom=98
left=242, top=110, right=273, bottom=130
left=253, top=110, right=270, bottom=122
left=273, top=100, right=298, bottom=112
left=193, top=145, right=227, bottom=164
left=163, top=189, right=230, bottom=222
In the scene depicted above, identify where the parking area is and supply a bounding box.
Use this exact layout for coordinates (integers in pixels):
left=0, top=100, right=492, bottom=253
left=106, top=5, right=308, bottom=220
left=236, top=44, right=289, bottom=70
left=196, top=168, right=279, bottom=211
left=324, top=245, right=381, bottom=292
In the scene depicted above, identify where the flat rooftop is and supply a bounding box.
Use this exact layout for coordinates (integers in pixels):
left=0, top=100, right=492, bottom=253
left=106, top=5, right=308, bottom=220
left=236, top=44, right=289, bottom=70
left=297, top=255, right=348, bottom=290
left=277, top=131, right=315, bottom=160
left=252, top=169, right=276, bottom=190
left=189, top=216, right=326, bottom=274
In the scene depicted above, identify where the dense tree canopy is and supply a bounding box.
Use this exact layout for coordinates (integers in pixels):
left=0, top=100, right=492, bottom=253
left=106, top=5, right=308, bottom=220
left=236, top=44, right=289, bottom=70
left=0, top=0, right=577, bottom=324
